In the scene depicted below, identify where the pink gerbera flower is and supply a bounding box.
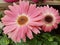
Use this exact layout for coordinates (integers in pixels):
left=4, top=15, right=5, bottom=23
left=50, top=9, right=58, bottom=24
left=2, top=1, right=42, bottom=42
left=4, top=0, right=19, bottom=3
left=32, top=0, right=39, bottom=3
left=40, top=5, right=60, bottom=32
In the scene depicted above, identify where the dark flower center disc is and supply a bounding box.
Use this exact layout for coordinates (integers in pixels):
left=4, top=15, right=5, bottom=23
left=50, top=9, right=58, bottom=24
left=44, top=15, right=53, bottom=23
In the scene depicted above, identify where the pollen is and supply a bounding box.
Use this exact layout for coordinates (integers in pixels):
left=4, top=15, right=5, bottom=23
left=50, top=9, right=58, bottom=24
left=17, top=15, right=28, bottom=25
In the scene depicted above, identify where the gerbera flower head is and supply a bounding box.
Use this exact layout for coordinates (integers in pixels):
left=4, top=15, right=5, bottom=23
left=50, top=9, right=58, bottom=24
left=4, top=0, right=19, bottom=3
left=32, top=0, right=39, bottom=3
left=40, top=5, right=60, bottom=32
left=2, top=1, right=42, bottom=42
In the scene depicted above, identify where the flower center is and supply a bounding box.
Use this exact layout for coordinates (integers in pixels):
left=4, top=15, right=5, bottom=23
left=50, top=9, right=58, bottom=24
left=44, top=15, right=53, bottom=23
left=17, top=15, right=28, bottom=25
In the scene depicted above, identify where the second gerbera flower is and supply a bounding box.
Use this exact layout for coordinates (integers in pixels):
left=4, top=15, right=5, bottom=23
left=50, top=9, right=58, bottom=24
left=40, top=5, right=60, bottom=32
left=2, top=1, right=42, bottom=42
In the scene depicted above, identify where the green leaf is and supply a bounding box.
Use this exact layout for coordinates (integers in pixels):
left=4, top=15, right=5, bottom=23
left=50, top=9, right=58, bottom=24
left=15, top=41, right=29, bottom=45
left=0, top=29, right=2, bottom=34
left=0, top=12, right=3, bottom=20
left=27, top=39, right=37, bottom=45
left=48, top=37, right=54, bottom=41
left=41, top=33, right=54, bottom=41
left=50, top=42, right=58, bottom=45
left=43, top=41, right=58, bottom=45
left=0, top=35, right=10, bottom=45
left=16, top=43, right=24, bottom=45
left=37, top=41, right=42, bottom=45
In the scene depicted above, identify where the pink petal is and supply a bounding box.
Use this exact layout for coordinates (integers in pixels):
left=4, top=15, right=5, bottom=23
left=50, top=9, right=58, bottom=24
left=8, top=5, right=19, bottom=16
left=44, top=26, right=52, bottom=32
left=2, top=15, right=16, bottom=26
left=30, top=7, right=41, bottom=18
left=19, top=1, right=29, bottom=14
left=8, top=28, right=19, bottom=42
left=28, top=26, right=40, bottom=34
left=31, top=27, right=40, bottom=34
left=2, top=22, right=16, bottom=26
left=28, top=4, right=36, bottom=15
left=29, top=22, right=43, bottom=26
left=20, top=28, right=25, bottom=38
left=2, top=15, right=15, bottom=22
left=3, top=25, right=17, bottom=34
left=22, top=35, right=26, bottom=42
left=27, top=29, right=33, bottom=39
left=56, top=16, right=60, bottom=22
left=13, top=3, right=21, bottom=14
left=4, top=10, right=13, bottom=16
left=53, top=23, right=58, bottom=29
left=15, top=27, right=22, bottom=42
left=32, top=15, right=44, bottom=21
left=16, top=26, right=28, bottom=42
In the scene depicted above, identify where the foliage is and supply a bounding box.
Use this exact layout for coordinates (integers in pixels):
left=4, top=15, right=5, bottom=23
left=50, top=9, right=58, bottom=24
left=0, top=12, right=3, bottom=20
